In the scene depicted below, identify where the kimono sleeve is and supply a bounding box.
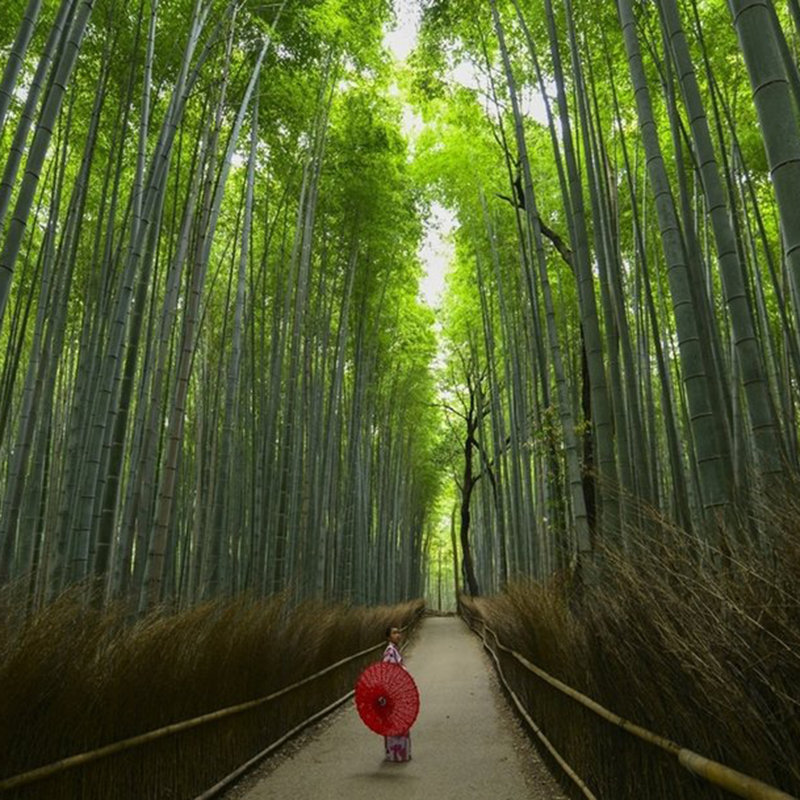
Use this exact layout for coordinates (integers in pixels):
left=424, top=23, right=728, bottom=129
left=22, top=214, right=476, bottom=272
left=382, top=644, right=402, bottom=664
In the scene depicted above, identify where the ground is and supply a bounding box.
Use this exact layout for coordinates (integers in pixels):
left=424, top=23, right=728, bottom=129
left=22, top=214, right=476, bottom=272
left=221, top=616, right=568, bottom=800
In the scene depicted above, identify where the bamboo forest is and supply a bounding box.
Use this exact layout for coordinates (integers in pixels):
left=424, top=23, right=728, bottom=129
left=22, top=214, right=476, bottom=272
left=0, top=0, right=799, bottom=797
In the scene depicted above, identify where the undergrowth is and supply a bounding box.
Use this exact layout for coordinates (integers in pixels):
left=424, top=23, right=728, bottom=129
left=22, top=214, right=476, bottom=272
left=0, top=592, right=424, bottom=799
left=462, top=496, right=800, bottom=800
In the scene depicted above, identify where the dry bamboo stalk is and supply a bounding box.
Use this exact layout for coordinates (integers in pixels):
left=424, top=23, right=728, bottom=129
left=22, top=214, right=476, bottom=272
left=0, top=639, right=384, bottom=791
left=474, top=618, right=598, bottom=799
left=488, top=625, right=681, bottom=754
left=193, top=628, right=418, bottom=798
left=193, top=690, right=357, bottom=799
left=460, top=607, right=798, bottom=800
left=0, top=616, right=421, bottom=792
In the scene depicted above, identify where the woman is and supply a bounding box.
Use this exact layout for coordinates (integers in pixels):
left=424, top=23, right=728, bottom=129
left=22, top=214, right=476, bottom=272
left=382, top=626, right=411, bottom=762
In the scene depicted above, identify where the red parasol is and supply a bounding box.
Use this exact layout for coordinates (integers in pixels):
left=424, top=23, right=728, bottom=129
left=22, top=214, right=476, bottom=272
left=354, top=662, right=420, bottom=736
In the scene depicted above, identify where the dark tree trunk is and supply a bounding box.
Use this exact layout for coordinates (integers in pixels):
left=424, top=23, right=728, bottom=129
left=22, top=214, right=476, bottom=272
left=459, top=396, right=481, bottom=596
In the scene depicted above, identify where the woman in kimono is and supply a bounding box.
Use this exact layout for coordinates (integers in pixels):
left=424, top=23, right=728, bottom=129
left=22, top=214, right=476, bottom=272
left=382, top=626, right=411, bottom=762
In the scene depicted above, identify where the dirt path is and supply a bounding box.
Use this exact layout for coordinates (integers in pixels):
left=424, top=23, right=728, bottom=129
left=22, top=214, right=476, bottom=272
left=227, top=616, right=567, bottom=800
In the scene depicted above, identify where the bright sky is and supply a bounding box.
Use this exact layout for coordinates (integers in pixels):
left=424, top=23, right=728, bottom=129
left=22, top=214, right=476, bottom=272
left=383, top=1, right=552, bottom=309
left=384, top=0, right=422, bottom=62
left=384, top=1, right=455, bottom=309
left=418, top=203, right=457, bottom=308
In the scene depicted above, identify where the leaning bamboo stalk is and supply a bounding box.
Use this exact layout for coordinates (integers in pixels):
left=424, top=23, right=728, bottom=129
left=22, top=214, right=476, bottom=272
left=71, top=0, right=214, bottom=590
left=600, top=27, right=690, bottom=528
left=0, top=0, right=44, bottom=135
left=206, top=94, right=258, bottom=597
left=143, top=12, right=280, bottom=608
left=580, top=19, right=653, bottom=510
left=0, top=132, right=64, bottom=580
left=0, top=0, right=95, bottom=328
left=92, top=0, right=162, bottom=584
left=0, top=0, right=73, bottom=232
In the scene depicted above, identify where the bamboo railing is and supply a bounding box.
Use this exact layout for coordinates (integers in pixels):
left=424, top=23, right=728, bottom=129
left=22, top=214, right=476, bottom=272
left=0, top=616, right=422, bottom=798
left=460, top=604, right=797, bottom=800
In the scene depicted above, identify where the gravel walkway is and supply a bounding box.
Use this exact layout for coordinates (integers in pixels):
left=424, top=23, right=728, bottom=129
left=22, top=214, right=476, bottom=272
left=223, top=616, right=568, bottom=800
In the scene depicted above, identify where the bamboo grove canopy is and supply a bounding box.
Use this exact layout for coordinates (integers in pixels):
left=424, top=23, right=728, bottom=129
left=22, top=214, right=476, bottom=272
left=0, top=0, right=441, bottom=610
left=1, top=0, right=800, bottom=607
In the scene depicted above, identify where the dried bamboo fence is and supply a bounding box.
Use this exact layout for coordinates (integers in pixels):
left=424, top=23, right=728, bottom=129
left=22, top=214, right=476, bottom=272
left=460, top=603, right=797, bottom=800
left=0, top=612, right=423, bottom=800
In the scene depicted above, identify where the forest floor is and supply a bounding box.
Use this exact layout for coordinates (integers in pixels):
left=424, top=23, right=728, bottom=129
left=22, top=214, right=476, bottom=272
left=221, top=616, right=568, bottom=800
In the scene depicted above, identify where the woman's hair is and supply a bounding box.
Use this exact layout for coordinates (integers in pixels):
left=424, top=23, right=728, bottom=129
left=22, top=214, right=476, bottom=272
left=385, top=625, right=395, bottom=639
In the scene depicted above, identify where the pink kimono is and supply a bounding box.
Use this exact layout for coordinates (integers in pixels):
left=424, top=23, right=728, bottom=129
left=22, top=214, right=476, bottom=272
left=382, top=642, right=411, bottom=762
